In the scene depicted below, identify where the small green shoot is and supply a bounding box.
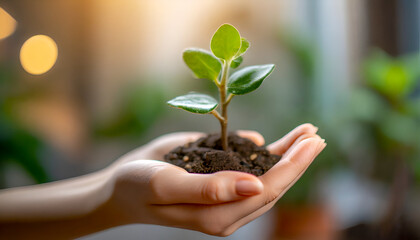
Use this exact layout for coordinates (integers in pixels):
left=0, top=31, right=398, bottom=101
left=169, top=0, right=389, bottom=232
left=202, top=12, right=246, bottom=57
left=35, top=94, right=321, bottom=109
left=168, top=24, right=275, bottom=150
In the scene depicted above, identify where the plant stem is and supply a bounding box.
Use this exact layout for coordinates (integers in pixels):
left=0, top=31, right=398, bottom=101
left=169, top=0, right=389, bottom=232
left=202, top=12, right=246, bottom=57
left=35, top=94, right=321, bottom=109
left=226, top=93, right=234, bottom=105
left=218, top=60, right=230, bottom=151
left=211, top=110, right=224, bottom=122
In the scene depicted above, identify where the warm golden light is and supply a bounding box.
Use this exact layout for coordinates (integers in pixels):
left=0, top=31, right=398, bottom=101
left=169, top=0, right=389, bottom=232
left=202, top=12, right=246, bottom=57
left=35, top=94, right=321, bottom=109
left=20, top=35, right=58, bottom=75
left=0, top=7, right=17, bottom=40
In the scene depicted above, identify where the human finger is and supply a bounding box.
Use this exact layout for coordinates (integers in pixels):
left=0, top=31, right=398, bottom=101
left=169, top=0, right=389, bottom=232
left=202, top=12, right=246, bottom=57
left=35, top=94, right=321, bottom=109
left=267, top=123, right=318, bottom=155
left=261, top=137, right=325, bottom=195
left=282, top=133, right=321, bottom=158
left=223, top=141, right=327, bottom=234
left=152, top=139, right=325, bottom=236
left=236, top=130, right=265, bottom=146
left=150, top=167, right=264, bottom=205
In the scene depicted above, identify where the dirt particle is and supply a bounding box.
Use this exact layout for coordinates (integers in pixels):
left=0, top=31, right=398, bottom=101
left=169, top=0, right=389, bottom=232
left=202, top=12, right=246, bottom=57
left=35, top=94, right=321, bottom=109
left=185, top=164, right=192, bottom=169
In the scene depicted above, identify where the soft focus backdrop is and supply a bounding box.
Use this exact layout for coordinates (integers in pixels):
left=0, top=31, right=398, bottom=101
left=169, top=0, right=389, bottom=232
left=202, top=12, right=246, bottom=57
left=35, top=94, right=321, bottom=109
left=0, top=0, right=419, bottom=239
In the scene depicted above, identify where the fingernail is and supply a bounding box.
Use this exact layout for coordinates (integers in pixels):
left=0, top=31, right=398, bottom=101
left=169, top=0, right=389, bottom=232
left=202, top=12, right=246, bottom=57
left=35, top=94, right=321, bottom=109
left=236, top=180, right=263, bottom=196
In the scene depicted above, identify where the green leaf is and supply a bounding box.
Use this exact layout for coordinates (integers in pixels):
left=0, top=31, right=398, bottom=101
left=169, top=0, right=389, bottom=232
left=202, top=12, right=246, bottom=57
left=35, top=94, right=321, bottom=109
left=231, top=56, right=243, bottom=69
left=210, top=24, right=241, bottom=61
left=227, top=64, right=275, bottom=95
left=167, top=93, right=218, bottom=114
left=236, top=38, right=250, bottom=57
left=183, top=48, right=222, bottom=81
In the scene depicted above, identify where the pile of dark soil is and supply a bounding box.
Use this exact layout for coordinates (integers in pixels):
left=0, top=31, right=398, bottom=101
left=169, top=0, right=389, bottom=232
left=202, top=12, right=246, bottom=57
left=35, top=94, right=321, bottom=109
left=164, top=133, right=281, bottom=176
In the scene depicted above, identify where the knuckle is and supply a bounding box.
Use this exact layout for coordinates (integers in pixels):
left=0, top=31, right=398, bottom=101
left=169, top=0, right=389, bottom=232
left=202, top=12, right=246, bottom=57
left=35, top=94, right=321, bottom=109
left=202, top=178, right=223, bottom=202
left=149, top=173, right=159, bottom=188
left=148, top=167, right=169, bottom=199
left=264, top=188, right=279, bottom=205
left=149, top=176, right=162, bottom=200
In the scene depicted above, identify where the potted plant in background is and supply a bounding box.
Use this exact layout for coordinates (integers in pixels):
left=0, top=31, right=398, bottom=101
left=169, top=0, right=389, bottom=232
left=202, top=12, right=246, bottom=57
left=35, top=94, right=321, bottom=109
left=344, top=49, right=420, bottom=239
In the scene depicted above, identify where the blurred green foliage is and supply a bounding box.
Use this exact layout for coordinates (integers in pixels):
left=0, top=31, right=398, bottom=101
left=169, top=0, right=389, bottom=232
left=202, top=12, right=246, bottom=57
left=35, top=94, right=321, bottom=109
left=277, top=31, right=341, bottom=204
left=94, top=81, right=166, bottom=138
left=359, top=49, right=420, bottom=183
left=364, top=50, right=419, bottom=103
left=0, top=64, right=49, bottom=186
left=278, top=31, right=420, bottom=204
left=279, top=31, right=316, bottom=80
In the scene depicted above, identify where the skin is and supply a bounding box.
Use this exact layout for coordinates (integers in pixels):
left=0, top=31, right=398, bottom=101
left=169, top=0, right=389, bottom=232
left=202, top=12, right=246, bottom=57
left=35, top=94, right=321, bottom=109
left=0, top=124, right=325, bottom=239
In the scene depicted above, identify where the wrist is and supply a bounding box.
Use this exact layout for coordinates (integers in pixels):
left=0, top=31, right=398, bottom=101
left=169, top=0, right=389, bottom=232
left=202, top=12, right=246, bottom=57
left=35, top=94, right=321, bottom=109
left=96, top=166, right=138, bottom=227
left=69, top=168, right=132, bottom=237
left=0, top=167, right=127, bottom=239
left=89, top=167, right=129, bottom=226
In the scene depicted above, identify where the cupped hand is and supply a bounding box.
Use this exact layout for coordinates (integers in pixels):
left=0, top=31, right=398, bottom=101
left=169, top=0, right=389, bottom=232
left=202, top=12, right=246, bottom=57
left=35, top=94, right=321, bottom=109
left=104, top=124, right=325, bottom=236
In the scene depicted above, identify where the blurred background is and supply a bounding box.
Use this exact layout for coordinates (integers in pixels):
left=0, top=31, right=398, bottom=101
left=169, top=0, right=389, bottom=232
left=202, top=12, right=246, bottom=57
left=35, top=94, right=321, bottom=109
left=0, top=0, right=419, bottom=239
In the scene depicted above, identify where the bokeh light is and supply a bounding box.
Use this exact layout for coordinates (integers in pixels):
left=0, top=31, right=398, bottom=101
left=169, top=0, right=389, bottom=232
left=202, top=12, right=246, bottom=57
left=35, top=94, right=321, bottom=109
left=0, top=7, right=17, bottom=40
left=20, top=35, right=58, bottom=75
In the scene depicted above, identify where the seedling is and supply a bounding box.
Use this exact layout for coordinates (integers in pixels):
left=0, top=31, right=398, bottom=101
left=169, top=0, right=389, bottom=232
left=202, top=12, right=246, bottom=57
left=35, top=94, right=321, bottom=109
left=168, top=24, right=275, bottom=150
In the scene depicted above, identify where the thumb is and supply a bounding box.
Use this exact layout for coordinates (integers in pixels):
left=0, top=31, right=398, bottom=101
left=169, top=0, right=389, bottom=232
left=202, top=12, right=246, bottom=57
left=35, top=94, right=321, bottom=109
left=150, top=167, right=264, bottom=204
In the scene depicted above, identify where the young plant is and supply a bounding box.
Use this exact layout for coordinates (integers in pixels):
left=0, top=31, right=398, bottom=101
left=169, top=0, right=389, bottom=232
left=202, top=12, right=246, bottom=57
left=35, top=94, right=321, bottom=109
left=168, top=24, right=275, bottom=151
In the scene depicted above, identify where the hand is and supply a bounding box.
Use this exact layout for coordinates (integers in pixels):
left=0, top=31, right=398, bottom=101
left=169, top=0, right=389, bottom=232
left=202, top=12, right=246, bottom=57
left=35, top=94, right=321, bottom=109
left=0, top=124, right=324, bottom=239
left=104, top=123, right=325, bottom=236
